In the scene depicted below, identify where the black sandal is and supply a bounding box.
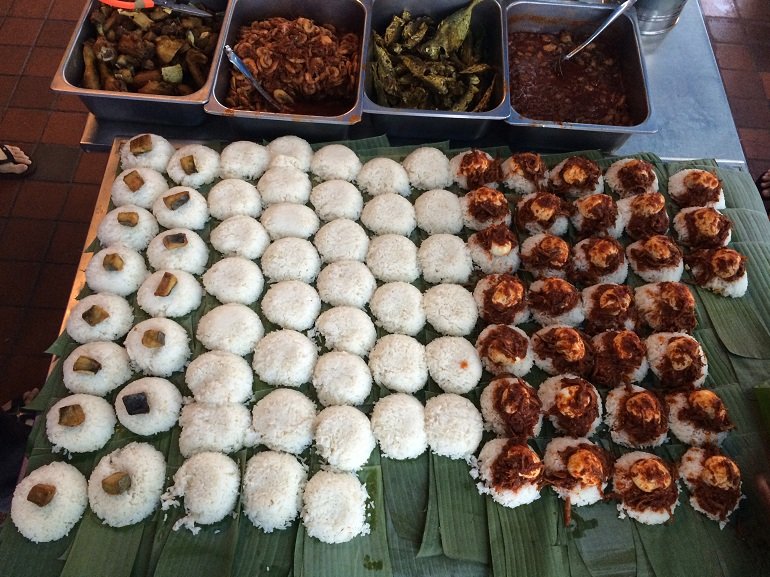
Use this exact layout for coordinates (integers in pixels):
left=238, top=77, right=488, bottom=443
left=0, top=144, right=34, bottom=179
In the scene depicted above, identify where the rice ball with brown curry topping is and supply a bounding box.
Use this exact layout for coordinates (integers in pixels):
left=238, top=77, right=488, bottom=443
left=679, top=447, right=742, bottom=527
left=501, top=152, right=549, bottom=195
left=673, top=206, right=732, bottom=249
left=480, top=376, right=542, bottom=441
left=581, top=283, right=638, bottom=335
left=515, top=191, right=570, bottom=237
left=460, top=186, right=512, bottom=231
left=590, top=329, right=648, bottom=388
left=475, top=324, right=533, bottom=377
left=604, top=157, right=659, bottom=198
left=569, top=236, right=628, bottom=286
left=634, top=281, right=697, bottom=333
left=467, top=223, right=520, bottom=275
left=570, top=194, right=623, bottom=239
left=527, top=277, right=584, bottom=328
left=684, top=247, right=748, bottom=298
left=666, top=389, right=734, bottom=447
left=626, top=235, right=684, bottom=283
left=668, top=168, right=725, bottom=209
left=616, top=192, right=670, bottom=241
left=605, top=385, right=668, bottom=448
left=473, top=439, right=544, bottom=508
left=646, top=332, right=708, bottom=389
left=548, top=156, right=604, bottom=198
left=543, top=437, right=613, bottom=508
left=531, top=325, right=595, bottom=378
left=449, top=149, right=502, bottom=190
left=612, top=451, right=679, bottom=525
left=473, top=274, right=530, bottom=326
left=520, top=233, right=571, bottom=279
left=539, top=374, right=603, bottom=438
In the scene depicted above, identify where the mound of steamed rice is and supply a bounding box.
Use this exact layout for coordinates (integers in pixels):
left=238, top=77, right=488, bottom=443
left=242, top=450, right=307, bottom=532
left=473, top=438, right=542, bottom=508
left=361, top=192, right=417, bottom=237
left=120, top=133, right=175, bottom=172
left=368, top=282, right=425, bottom=336
left=678, top=447, right=742, bottom=527
left=604, top=157, right=659, bottom=197
left=543, top=436, right=609, bottom=506
left=252, top=329, right=317, bottom=388
left=161, top=451, right=240, bottom=533
left=479, top=377, right=542, bottom=438
left=449, top=150, right=498, bottom=189
left=501, top=154, right=549, bottom=194
left=645, top=331, right=708, bottom=388
left=467, top=226, right=521, bottom=275
left=85, top=245, right=149, bottom=296
left=316, top=260, right=376, bottom=309
left=414, top=188, right=463, bottom=235
left=476, top=324, right=534, bottom=377
left=260, top=237, right=321, bottom=284
left=146, top=228, right=209, bottom=275
left=257, top=166, right=312, bottom=206
left=538, top=374, right=603, bottom=437
left=202, top=257, right=264, bottom=306
left=423, top=283, right=478, bottom=336
left=196, top=304, right=264, bottom=357
left=548, top=157, right=604, bottom=197
left=605, top=384, right=668, bottom=448
left=366, top=234, right=420, bottom=282
left=368, top=334, right=428, bottom=394
left=527, top=278, right=585, bottom=327
left=613, top=451, right=680, bottom=524
left=570, top=194, right=624, bottom=238
left=207, top=178, right=262, bottom=220
left=11, top=461, right=88, bottom=542
left=301, top=470, right=370, bottom=544
left=625, top=236, right=684, bottom=283
left=356, top=157, right=411, bottom=197
left=311, top=144, right=362, bottom=182
left=137, top=269, right=203, bottom=318
left=219, top=141, right=270, bottom=181
left=666, top=390, right=731, bottom=446
left=267, top=135, right=313, bottom=172
left=252, top=388, right=316, bottom=454
left=460, top=187, right=511, bottom=231
left=314, top=405, right=376, bottom=472
left=515, top=192, right=569, bottom=236
left=402, top=147, right=452, bottom=190
left=424, top=393, right=483, bottom=459
left=46, top=393, right=116, bottom=453
left=88, top=441, right=166, bottom=527
left=178, top=402, right=257, bottom=457
left=261, top=280, right=321, bottom=330
left=315, top=306, right=377, bottom=357
left=371, top=393, right=428, bottom=460
left=418, top=234, right=473, bottom=284
left=570, top=237, right=629, bottom=285
left=152, top=186, right=209, bottom=230
left=260, top=202, right=320, bottom=240
left=472, top=274, right=531, bottom=325
left=668, top=168, right=726, bottom=209
left=310, top=180, right=364, bottom=221
left=425, top=336, right=482, bottom=394
left=66, top=293, right=134, bottom=344
left=313, top=351, right=372, bottom=406
left=111, top=167, right=168, bottom=209
left=97, top=204, right=159, bottom=252
left=63, top=341, right=132, bottom=396
left=185, top=350, right=253, bottom=404
left=166, top=144, right=220, bottom=187
left=314, top=218, right=369, bottom=263
left=114, top=377, right=182, bottom=435
left=124, top=317, right=191, bottom=376
left=210, top=215, right=271, bottom=260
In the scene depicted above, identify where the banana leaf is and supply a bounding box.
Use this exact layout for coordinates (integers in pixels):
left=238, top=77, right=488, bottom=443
left=755, top=382, right=770, bottom=432
left=416, top=452, right=443, bottom=559
left=693, top=328, right=738, bottom=387
left=381, top=453, right=429, bottom=543
left=722, top=208, right=770, bottom=243
left=310, top=135, right=390, bottom=152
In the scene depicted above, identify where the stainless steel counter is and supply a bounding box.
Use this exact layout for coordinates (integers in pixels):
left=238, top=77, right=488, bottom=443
left=78, top=0, right=746, bottom=167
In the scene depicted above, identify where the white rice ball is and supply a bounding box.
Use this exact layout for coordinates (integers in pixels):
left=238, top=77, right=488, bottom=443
left=97, top=204, right=159, bottom=252
left=207, top=178, right=262, bottom=220
left=124, top=317, right=191, bottom=376
left=425, top=336, right=482, bottom=394
left=301, top=470, right=370, bottom=544
left=137, top=269, right=203, bottom=318
left=115, top=377, right=182, bottom=435
left=476, top=324, right=534, bottom=377
left=196, top=303, right=264, bottom=357
left=310, top=180, right=364, bottom=221
left=402, top=147, right=452, bottom=190
left=185, top=350, right=253, bottom=404
left=605, top=384, right=668, bottom=448
left=202, top=257, right=264, bottom=305
left=152, top=186, right=209, bottom=230
left=63, top=341, right=132, bottom=396
left=210, top=215, right=270, bottom=260
left=178, top=402, right=256, bottom=457
left=314, top=405, right=376, bottom=472
left=261, top=280, right=321, bottom=330
left=368, top=334, right=428, bottom=394
left=88, top=442, right=166, bottom=527
left=356, top=157, right=411, bottom=197
left=371, top=393, right=427, bottom=460
left=260, top=237, right=321, bottom=283
left=111, top=167, right=168, bottom=209
left=538, top=374, right=603, bottom=437
left=46, top=394, right=116, bottom=453
left=219, top=141, right=270, bottom=181
left=146, top=228, right=209, bottom=275
left=312, top=351, right=372, bottom=407
left=365, top=234, right=420, bottom=282
left=85, top=245, right=149, bottom=296
left=252, top=330, right=317, bottom=388
left=261, top=202, right=320, bottom=240
left=166, top=144, right=220, bottom=188
left=11, top=461, right=87, bottom=543
left=414, top=188, right=463, bottom=234
left=424, top=393, right=483, bottom=459
left=417, top=234, right=473, bottom=284
left=613, top=451, right=680, bottom=524
left=668, top=168, right=726, bottom=209
left=119, top=133, right=175, bottom=172
left=360, top=193, right=416, bottom=236
left=316, top=260, right=376, bottom=308
left=314, top=218, right=369, bottom=263
left=311, top=144, right=362, bottom=182
left=474, top=438, right=543, bottom=508
left=315, top=306, right=377, bottom=357
left=242, top=450, right=307, bottom=532
left=423, top=283, right=478, bottom=336
left=66, top=293, right=134, bottom=344
left=257, top=166, right=312, bottom=205
left=267, top=135, right=313, bottom=172
left=161, top=451, right=240, bottom=532
left=252, top=388, right=316, bottom=454
left=368, top=282, right=426, bottom=336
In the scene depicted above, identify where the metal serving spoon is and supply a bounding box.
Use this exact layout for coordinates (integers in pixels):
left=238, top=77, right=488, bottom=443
left=224, top=45, right=286, bottom=112
left=559, top=0, right=638, bottom=68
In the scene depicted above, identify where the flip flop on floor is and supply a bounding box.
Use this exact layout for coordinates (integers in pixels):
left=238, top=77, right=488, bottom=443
left=0, top=143, right=34, bottom=178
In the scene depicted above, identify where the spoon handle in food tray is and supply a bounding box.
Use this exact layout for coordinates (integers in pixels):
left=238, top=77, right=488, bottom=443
left=224, top=45, right=285, bottom=112
left=563, top=0, right=638, bottom=62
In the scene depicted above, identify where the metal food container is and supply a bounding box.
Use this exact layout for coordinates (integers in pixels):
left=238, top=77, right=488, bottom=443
left=51, top=0, right=228, bottom=126
left=505, top=0, right=656, bottom=152
left=204, top=0, right=368, bottom=140
left=363, top=0, right=509, bottom=141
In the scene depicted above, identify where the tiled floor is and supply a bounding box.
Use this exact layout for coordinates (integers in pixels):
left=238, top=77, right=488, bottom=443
left=0, top=0, right=768, bottom=405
